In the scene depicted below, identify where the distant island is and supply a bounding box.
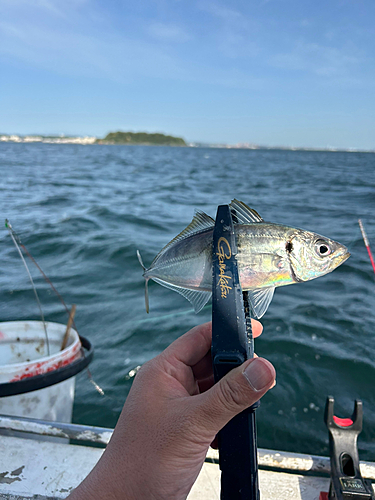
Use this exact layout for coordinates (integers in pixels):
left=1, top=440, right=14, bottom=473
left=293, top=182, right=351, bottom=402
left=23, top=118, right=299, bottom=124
left=98, top=131, right=186, bottom=146
left=0, top=131, right=187, bottom=147
left=0, top=133, right=373, bottom=152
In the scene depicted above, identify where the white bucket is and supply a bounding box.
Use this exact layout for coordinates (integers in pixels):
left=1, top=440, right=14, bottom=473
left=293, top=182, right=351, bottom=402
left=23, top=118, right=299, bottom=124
left=0, top=321, right=82, bottom=422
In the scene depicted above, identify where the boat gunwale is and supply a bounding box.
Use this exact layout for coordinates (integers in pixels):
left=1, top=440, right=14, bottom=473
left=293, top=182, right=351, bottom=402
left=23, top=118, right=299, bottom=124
left=1, top=413, right=375, bottom=480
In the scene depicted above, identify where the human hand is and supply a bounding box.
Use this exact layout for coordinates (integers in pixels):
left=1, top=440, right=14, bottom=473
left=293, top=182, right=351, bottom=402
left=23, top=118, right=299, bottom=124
left=69, top=321, right=275, bottom=500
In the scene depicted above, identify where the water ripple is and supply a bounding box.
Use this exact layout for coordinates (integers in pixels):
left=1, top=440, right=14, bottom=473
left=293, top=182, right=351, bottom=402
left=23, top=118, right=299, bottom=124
left=0, top=143, right=374, bottom=459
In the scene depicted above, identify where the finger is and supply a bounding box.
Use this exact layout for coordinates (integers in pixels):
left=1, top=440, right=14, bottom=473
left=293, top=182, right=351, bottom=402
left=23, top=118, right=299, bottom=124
left=191, top=319, right=262, bottom=377
left=192, top=350, right=212, bottom=381
left=252, top=319, right=263, bottom=338
left=197, top=374, right=215, bottom=393
left=196, top=351, right=262, bottom=392
left=164, top=319, right=262, bottom=368
left=192, top=357, right=275, bottom=434
left=210, top=436, right=218, bottom=449
left=162, top=322, right=212, bottom=367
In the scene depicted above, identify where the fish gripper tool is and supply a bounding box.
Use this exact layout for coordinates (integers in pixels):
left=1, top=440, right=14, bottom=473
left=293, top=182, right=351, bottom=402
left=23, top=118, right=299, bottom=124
left=320, top=396, right=375, bottom=500
left=212, top=204, right=260, bottom=500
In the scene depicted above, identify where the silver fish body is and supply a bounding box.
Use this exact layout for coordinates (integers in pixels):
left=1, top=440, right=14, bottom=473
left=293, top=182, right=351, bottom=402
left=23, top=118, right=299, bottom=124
left=138, top=200, right=350, bottom=317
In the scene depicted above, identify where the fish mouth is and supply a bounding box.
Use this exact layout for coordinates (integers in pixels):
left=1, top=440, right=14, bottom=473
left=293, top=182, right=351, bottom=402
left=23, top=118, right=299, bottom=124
left=332, top=245, right=351, bottom=267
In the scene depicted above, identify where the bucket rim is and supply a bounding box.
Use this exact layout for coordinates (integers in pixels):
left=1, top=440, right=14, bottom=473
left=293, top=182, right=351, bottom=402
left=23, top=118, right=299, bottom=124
left=0, top=335, right=94, bottom=397
left=0, top=320, right=81, bottom=371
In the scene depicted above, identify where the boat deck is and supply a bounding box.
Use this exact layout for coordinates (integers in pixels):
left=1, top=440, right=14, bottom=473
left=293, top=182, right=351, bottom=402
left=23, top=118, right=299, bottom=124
left=0, top=416, right=374, bottom=499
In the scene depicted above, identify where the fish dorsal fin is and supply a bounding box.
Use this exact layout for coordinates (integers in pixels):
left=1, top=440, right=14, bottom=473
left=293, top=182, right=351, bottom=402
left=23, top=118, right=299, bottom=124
left=181, top=210, right=215, bottom=235
left=153, top=211, right=214, bottom=265
left=152, top=277, right=211, bottom=313
left=245, top=287, right=275, bottom=318
left=230, top=199, right=264, bottom=224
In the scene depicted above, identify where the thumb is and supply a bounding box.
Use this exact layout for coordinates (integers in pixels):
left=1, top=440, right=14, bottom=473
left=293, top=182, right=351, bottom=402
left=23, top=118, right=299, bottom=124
left=195, top=357, right=276, bottom=435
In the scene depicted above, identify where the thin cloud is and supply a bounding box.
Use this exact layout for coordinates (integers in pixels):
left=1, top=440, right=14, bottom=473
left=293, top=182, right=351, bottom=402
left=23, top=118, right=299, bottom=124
left=148, top=22, right=190, bottom=43
left=196, top=0, right=261, bottom=60
left=1, top=0, right=372, bottom=93
left=0, top=7, right=261, bottom=88
left=270, top=41, right=364, bottom=78
left=147, top=23, right=191, bottom=43
left=0, top=0, right=88, bottom=18
left=299, top=18, right=312, bottom=28
left=0, top=20, right=184, bottom=82
left=201, top=2, right=242, bottom=21
left=198, top=1, right=249, bottom=29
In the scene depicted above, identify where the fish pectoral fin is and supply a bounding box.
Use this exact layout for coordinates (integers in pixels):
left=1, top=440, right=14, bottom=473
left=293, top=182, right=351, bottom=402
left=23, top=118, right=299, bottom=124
left=152, top=278, right=211, bottom=313
left=230, top=199, right=264, bottom=224
left=246, top=287, right=275, bottom=319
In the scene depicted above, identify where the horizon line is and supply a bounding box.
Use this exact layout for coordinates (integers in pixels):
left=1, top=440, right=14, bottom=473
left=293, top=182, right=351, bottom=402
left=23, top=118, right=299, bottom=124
left=0, top=133, right=374, bottom=153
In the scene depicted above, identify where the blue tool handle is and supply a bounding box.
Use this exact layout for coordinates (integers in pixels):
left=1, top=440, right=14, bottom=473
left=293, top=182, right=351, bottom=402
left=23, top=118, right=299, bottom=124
left=212, top=204, right=260, bottom=500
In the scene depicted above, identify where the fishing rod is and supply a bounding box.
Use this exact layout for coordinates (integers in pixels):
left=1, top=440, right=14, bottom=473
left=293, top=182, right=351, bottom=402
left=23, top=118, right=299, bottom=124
left=358, top=219, right=375, bottom=277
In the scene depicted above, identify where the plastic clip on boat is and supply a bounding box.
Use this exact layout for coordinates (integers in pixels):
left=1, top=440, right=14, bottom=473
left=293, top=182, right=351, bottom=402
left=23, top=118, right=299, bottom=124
left=212, top=203, right=260, bottom=499
left=319, top=397, right=375, bottom=500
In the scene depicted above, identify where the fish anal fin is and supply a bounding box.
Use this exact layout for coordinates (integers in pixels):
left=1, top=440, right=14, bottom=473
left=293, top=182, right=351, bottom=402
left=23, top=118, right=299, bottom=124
left=246, top=287, right=275, bottom=318
left=152, top=277, right=211, bottom=313
left=230, top=199, right=264, bottom=224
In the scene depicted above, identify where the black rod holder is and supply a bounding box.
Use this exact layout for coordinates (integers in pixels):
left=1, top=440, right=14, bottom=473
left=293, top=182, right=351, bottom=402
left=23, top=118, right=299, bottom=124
left=212, top=204, right=260, bottom=500
left=324, top=396, right=374, bottom=500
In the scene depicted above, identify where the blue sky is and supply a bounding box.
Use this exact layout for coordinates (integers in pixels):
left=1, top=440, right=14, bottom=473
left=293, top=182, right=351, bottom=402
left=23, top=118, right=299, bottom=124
left=1, top=0, right=374, bottom=148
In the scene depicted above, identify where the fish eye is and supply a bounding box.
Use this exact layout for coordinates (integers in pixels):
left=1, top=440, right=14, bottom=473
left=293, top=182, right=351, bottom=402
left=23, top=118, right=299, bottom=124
left=315, top=240, right=331, bottom=257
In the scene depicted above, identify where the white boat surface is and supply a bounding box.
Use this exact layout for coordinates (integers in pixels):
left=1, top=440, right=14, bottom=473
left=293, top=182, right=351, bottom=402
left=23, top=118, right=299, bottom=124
left=0, top=414, right=374, bottom=499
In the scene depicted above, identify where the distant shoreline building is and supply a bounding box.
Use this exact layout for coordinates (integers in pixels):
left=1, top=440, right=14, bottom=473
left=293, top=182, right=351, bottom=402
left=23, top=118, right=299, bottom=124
left=0, top=135, right=96, bottom=145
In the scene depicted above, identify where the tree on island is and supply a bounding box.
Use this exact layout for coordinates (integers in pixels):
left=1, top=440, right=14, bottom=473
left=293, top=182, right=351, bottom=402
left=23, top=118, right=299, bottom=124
left=100, top=131, right=186, bottom=146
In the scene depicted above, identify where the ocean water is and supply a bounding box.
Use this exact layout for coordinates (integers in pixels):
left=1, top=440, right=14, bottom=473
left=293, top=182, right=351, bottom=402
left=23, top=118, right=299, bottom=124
left=0, top=143, right=374, bottom=460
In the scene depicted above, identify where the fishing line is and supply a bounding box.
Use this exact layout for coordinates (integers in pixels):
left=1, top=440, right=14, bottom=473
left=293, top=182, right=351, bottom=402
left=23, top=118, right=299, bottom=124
left=4, top=220, right=105, bottom=397
left=4, top=223, right=210, bottom=401
left=5, top=222, right=188, bottom=400
left=20, top=243, right=72, bottom=317
left=130, top=304, right=209, bottom=327
left=5, top=219, right=50, bottom=356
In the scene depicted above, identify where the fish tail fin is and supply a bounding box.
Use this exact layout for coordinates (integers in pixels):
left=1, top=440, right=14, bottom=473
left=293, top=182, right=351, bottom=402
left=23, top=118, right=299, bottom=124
left=137, top=250, right=150, bottom=313
left=136, top=250, right=146, bottom=271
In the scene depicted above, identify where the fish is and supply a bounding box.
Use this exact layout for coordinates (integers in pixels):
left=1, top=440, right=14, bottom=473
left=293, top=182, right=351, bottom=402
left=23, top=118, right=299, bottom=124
left=137, top=199, right=350, bottom=318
